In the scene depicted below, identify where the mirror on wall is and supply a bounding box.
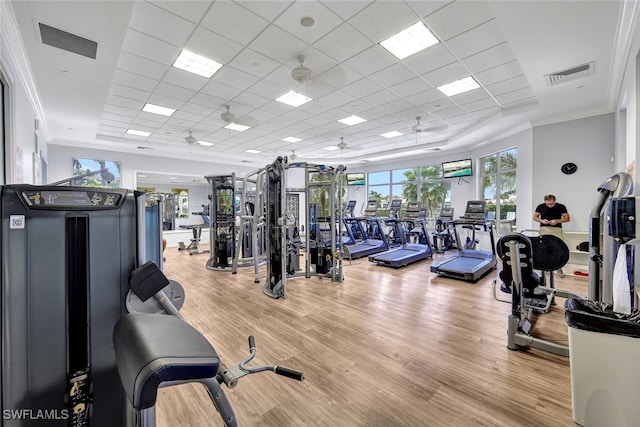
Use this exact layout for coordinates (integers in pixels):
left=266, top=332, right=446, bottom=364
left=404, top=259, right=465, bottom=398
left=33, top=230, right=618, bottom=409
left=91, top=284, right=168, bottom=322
left=136, top=172, right=210, bottom=230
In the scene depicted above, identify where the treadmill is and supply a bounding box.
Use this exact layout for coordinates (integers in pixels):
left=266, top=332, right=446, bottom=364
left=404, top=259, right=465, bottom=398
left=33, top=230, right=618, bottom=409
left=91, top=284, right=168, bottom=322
left=369, top=201, right=434, bottom=268
left=430, top=201, right=496, bottom=282
left=343, top=200, right=389, bottom=259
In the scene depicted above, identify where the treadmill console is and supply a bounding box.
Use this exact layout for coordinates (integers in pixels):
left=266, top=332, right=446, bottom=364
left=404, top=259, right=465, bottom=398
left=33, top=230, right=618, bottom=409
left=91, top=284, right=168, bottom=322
left=389, top=199, right=402, bottom=218
left=462, top=201, right=486, bottom=220
left=364, top=200, right=378, bottom=217
left=405, top=202, right=422, bottom=219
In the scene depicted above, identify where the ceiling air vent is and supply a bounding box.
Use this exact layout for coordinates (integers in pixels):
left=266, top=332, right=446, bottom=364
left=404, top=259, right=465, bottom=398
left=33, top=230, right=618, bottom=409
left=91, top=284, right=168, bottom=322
left=39, top=23, right=97, bottom=59
left=545, top=62, right=594, bottom=87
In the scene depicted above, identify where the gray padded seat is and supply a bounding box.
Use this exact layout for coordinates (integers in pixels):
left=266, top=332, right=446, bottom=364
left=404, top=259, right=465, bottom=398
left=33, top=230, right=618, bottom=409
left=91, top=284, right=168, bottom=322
left=113, top=313, right=220, bottom=410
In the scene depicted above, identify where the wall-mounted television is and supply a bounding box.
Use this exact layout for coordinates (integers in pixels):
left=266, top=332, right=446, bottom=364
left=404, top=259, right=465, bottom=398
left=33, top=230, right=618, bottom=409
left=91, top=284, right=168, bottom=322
left=442, top=158, right=473, bottom=179
left=346, top=172, right=366, bottom=186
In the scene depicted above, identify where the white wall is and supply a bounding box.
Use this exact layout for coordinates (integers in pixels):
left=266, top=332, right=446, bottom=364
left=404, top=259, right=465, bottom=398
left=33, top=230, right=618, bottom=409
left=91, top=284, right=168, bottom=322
left=532, top=114, right=615, bottom=232
left=1, top=1, right=45, bottom=184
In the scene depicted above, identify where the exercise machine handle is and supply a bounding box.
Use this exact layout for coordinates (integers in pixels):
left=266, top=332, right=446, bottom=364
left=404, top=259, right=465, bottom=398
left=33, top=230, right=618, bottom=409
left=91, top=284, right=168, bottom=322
left=248, top=335, right=256, bottom=350
left=274, top=366, right=305, bottom=381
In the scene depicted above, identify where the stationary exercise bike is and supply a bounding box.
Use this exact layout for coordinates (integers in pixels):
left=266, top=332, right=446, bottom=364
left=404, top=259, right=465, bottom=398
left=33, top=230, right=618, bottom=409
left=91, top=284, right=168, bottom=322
left=114, top=261, right=305, bottom=426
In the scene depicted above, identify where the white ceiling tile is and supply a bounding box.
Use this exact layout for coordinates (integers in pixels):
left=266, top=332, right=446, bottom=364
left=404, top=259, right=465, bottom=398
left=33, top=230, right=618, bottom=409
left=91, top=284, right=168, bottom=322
left=235, top=1, right=294, bottom=22
left=100, top=117, right=132, bottom=128
left=462, top=42, right=518, bottom=72
left=288, top=121, right=316, bottom=133
left=136, top=112, right=171, bottom=124
left=349, top=1, right=418, bottom=42
left=315, top=64, right=364, bottom=89
left=102, top=112, right=135, bottom=124
left=313, top=23, right=372, bottom=63
left=148, top=0, right=212, bottom=24
left=318, top=91, right=356, bottom=108
left=405, top=0, right=450, bottom=19
left=171, top=110, right=204, bottom=123
left=133, top=116, right=167, bottom=128
left=98, top=130, right=126, bottom=138
left=106, top=95, right=144, bottom=111
left=211, top=66, right=260, bottom=91
left=109, top=83, right=151, bottom=102
left=162, top=68, right=209, bottom=91
left=486, top=75, right=530, bottom=96
left=462, top=97, right=501, bottom=113
left=297, top=99, right=333, bottom=115
left=451, top=88, right=493, bottom=106
left=247, top=79, right=289, bottom=100
left=421, top=61, right=470, bottom=88
left=112, top=69, right=159, bottom=92
left=444, top=19, right=508, bottom=60
left=263, top=64, right=297, bottom=88
left=369, top=63, right=416, bottom=88
left=248, top=25, right=309, bottom=63
left=154, top=82, right=195, bottom=102
left=274, top=1, right=342, bottom=44
left=379, top=99, right=414, bottom=114
left=185, top=27, right=244, bottom=65
left=389, top=78, right=434, bottom=98
left=306, top=79, right=335, bottom=99
left=344, top=45, right=397, bottom=77
left=421, top=98, right=457, bottom=113
left=360, top=89, right=399, bottom=107
left=117, top=52, right=169, bottom=80
left=282, top=109, right=314, bottom=122
left=495, top=87, right=535, bottom=105
left=146, top=93, right=185, bottom=110
left=98, top=122, right=127, bottom=132
left=260, top=100, right=295, bottom=116
left=201, top=1, right=269, bottom=46
left=341, top=78, right=383, bottom=98
left=165, top=117, right=197, bottom=129
left=425, top=1, right=495, bottom=42
left=475, top=61, right=525, bottom=87
left=121, top=29, right=181, bottom=66
left=319, top=0, right=371, bottom=20
left=232, top=92, right=271, bottom=109
left=200, top=80, right=243, bottom=101
left=431, top=106, right=467, bottom=120
left=228, top=48, right=281, bottom=79
left=404, top=88, right=445, bottom=107
left=104, top=104, right=138, bottom=117
left=128, top=1, right=195, bottom=46
left=402, top=43, right=457, bottom=76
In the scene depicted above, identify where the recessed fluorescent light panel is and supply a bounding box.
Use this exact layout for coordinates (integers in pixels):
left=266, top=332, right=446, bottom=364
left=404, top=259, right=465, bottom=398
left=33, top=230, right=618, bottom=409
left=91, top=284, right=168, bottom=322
left=323, top=146, right=340, bottom=151
left=224, top=123, right=251, bottom=132
left=276, top=90, right=312, bottom=107
left=437, top=76, right=481, bottom=97
left=246, top=149, right=261, bottom=154
left=380, top=22, right=439, bottom=60
left=282, top=136, right=302, bottom=143
left=126, top=129, right=151, bottom=137
left=381, top=131, right=403, bottom=138
left=173, top=49, right=223, bottom=78
left=142, top=103, right=176, bottom=117
left=338, top=115, right=367, bottom=126
left=195, top=140, right=214, bottom=146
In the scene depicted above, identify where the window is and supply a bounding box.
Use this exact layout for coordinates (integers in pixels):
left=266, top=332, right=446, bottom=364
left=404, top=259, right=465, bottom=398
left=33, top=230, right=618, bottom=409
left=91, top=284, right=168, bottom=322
left=480, top=148, right=517, bottom=234
left=368, top=165, right=451, bottom=220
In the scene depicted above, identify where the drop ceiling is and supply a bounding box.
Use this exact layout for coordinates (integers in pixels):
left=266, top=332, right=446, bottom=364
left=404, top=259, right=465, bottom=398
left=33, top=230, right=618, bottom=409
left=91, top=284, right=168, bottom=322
left=8, top=0, right=628, bottom=168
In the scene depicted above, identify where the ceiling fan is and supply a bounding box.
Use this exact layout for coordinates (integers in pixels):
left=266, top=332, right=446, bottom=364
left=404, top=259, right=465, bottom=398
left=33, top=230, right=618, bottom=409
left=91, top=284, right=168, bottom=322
left=291, top=55, right=312, bottom=85
left=220, top=105, right=236, bottom=124
left=289, top=150, right=298, bottom=161
left=184, top=130, right=197, bottom=145
left=412, top=116, right=428, bottom=133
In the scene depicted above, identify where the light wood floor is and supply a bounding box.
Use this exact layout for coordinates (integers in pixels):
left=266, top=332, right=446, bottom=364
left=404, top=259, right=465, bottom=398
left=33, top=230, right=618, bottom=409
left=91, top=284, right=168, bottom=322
left=156, top=245, right=586, bottom=427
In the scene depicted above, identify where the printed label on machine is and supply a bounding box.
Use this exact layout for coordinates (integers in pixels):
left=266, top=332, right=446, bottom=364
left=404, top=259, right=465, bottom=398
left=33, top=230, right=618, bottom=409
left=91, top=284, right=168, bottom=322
left=20, top=190, right=122, bottom=208
left=9, top=215, right=25, bottom=229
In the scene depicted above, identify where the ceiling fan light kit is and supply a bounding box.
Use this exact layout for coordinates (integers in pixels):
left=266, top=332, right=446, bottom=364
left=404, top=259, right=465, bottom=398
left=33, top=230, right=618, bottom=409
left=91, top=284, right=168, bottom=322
left=291, top=55, right=312, bottom=84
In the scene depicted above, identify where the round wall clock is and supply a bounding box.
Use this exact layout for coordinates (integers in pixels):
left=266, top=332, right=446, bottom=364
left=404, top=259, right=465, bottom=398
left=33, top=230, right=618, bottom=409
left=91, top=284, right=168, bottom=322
left=561, top=162, right=578, bottom=175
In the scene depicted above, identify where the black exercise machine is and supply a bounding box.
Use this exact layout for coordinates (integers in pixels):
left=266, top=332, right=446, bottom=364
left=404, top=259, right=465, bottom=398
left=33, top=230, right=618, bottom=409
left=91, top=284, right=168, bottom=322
left=115, top=261, right=305, bottom=427
left=492, top=232, right=580, bottom=356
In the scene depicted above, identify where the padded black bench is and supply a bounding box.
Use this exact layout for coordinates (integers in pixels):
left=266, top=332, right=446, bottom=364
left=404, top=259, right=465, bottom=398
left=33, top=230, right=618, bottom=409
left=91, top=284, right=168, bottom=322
left=113, top=313, right=220, bottom=411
